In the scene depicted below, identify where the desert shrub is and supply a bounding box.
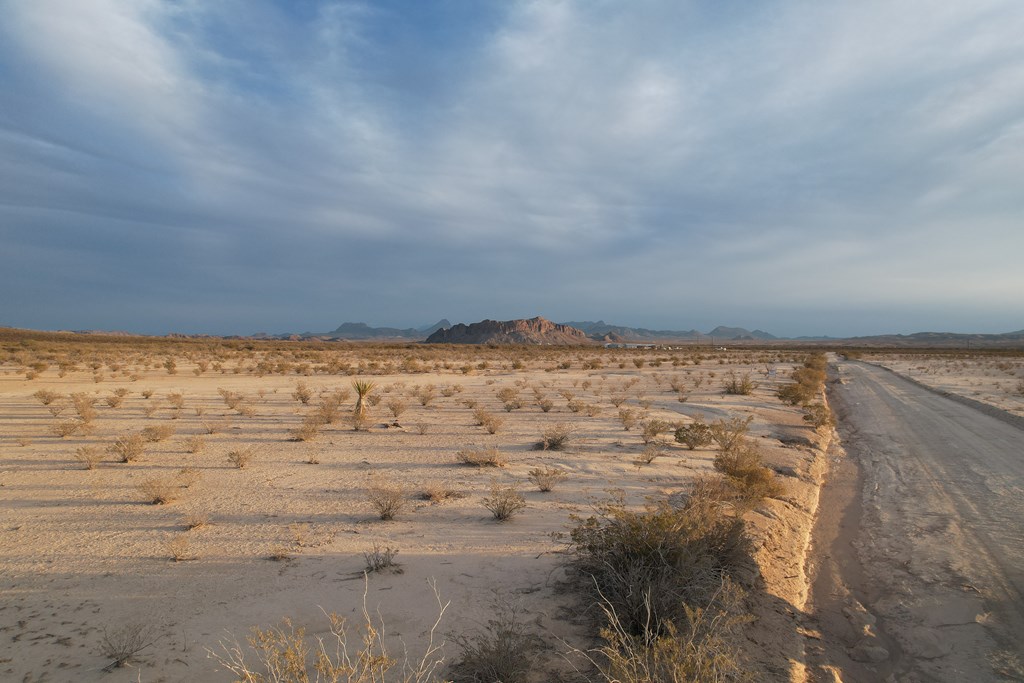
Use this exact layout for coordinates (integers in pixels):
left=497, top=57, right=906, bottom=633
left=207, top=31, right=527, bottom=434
left=165, top=534, right=195, bottom=561
left=208, top=587, right=447, bottom=683
left=416, top=385, right=437, bottom=406
left=185, top=435, right=206, bottom=454
left=292, top=381, right=313, bottom=405
left=139, top=476, right=180, bottom=504
left=481, top=413, right=504, bottom=434
left=634, top=444, right=664, bottom=466
left=537, top=398, right=554, bottom=413
left=184, top=512, right=209, bottom=530
left=567, top=488, right=748, bottom=641
left=536, top=422, right=574, bottom=451
left=141, top=424, right=175, bottom=442
left=52, top=419, right=84, bottom=438
left=227, top=446, right=257, bottom=469
left=166, top=392, right=185, bottom=410
left=415, top=422, right=430, bottom=435
left=450, top=601, right=539, bottom=683
left=386, top=398, right=408, bottom=420
left=353, top=379, right=377, bottom=419
left=713, top=442, right=784, bottom=506
left=74, top=445, right=103, bottom=469
left=100, top=623, right=159, bottom=670
left=366, top=480, right=409, bottom=520
left=202, top=418, right=232, bottom=434
left=803, top=402, right=835, bottom=430
left=363, top=543, right=400, bottom=572
left=778, top=354, right=827, bottom=405
left=141, top=388, right=154, bottom=399
left=527, top=466, right=568, bottom=492
left=290, top=415, right=324, bottom=442
left=421, top=480, right=462, bottom=503
left=71, top=393, right=96, bottom=423
left=618, top=408, right=639, bottom=431
left=47, top=403, right=67, bottom=417
left=105, top=394, right=123, bottom=408
left=640, top=419, right=672, bottom=445
left=708, top=416, right=752, bottom=453
left=723, top=372, right=758, bottom=395
left=33, top=389, right=60, bottom=406
left=457, top=448, right=507, bottom=467
left=483, top=482, right=526, bottom=521
left=177, top=466, right=201, bottom=488
left=109, top=433, right=145, bottom=462
left=610, top=394, right=627, bottom=408
left=675, top=421, right=713, bottom=450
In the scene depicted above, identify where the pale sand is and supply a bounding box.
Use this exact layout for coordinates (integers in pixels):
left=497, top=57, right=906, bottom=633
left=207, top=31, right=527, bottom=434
left=0, top=347, right=830, bottom=681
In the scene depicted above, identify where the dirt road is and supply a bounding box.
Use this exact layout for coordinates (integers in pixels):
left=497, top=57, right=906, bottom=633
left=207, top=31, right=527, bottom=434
left=806, top=360, right=1024, bottom=682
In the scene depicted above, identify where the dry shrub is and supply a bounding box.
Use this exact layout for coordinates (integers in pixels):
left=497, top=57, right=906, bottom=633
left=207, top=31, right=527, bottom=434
left=290, top=415, right=325, bottom=442
left=292, top=381, right=313, bottom=405
left=450, top=599, right=540, bottom=683
left=415, top=422, right=430, bottom=435
left=640, top=419, right=672, bottom=445
left=47, top=404, right=67, bottom=417
left=100, top=623, right=159, bottom=670
left=52, top=419, right=84, bottom=438
left=723, top=372, right=758, bottom=395
left=420, top=480, right=462, bottom=503
left=537, top=398, right=554, bottom=413
left=803, top=402, right=835, bottom=430
left=634, top=444, right=664, bottom=466
left=177, top=466, right=201, bottom=488
left=386, top=398, right=407, bottom=420
left=365, top=480, right=409, bottom=521
left=227, top=446, right=257, bottom=469
left=708, top=416, right=752, bottom=453
left=105, top=394, right=123, bottom=409
left=480, top=413, right=504, bottom=434
left=139, top=476, right=180, bottom=504
left=141, top=424, right=175, bottom=442
left=185, top=435, right=205, bottom=454
left=74, top=445, right=103, bottom=469
left=535, top=422, right=574, bottom=451
left=483, top=482, right=526, bottom=521
left=618, top=408, right=639, bottom=431
left=71, top=393, right=96, bottom=423
left=141, top=388, right=154, bottom=399
left=457, top=448, right=507, bottom=467
left=183, top=512, right=210, bottom=530
left=166, top=392, right=185, bottom=410
left=207, top=582, right=447, bottom=683
left=202, top=418, right=232, bottom=434
left=675, top=421, right=713, bottom=450
left=527, top=466, right=567, bottom=492
left=363, top=543, right=400, bottom=572
left=33, top=389, right=61, bottom=405
left=567, top=486, right=749, bottom=650
left=109, top=433, right=145, bottom=462
left=165, top=534, right=195, bottom=561
left=713, top=442, right=784, bottom=507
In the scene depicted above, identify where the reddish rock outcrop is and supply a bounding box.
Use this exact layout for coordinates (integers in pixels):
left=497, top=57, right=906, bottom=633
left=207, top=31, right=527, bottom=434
left=424, top=317, right=593, bottom=345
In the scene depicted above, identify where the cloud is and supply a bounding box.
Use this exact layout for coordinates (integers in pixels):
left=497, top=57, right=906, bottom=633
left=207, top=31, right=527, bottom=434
left=1, top=0, right=1022, bottom=335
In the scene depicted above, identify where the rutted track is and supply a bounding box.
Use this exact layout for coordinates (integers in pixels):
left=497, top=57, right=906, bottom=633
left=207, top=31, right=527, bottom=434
left=808, top=360, right=1024, bottom=681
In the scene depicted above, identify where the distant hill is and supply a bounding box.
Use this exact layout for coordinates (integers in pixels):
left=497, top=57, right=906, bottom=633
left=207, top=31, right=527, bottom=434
left=254, top=319, right=452, bottom=341
left=561, top=321, right=777, bottom=342
left=425, top=317, right=593, bottom=345
left=846, top=330, right=1024, bottom=348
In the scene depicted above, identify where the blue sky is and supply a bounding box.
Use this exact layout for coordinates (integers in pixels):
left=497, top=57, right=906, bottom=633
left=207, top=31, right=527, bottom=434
left=2, top=0, right=1022, bottom=337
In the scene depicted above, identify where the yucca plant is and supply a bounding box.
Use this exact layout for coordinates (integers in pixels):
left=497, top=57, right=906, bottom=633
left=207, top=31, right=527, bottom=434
left=352, top=380, right=377, bottom=421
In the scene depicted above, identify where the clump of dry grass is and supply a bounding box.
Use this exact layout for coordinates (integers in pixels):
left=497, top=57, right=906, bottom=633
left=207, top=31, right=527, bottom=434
left=183, top=512, right=210, bottom=530
left=109, top=433, right=145, bottom=462
left=185, top=435, right=206, bottom=454
left=420, top=480, right=463, bottom=503
left=227, top=446, right=257, bottom=469
left=177, top=466, right=201, bottom=488
left=450, top=600, right=539, bottom=683
left=535, top=422, right=574, bottom=451
left=165, top=534, right=196, bottom=561
left=363, top=543, right=400, bottom=572
left=292, top=381, right=313, bottom=405
left=386, top=398, right=408, bottom=420
left=290, top=415, right=325, bottom=442
left=33, top=389, right=61, bottom=406
left=483, top=482, right=527, bottom=521
left=74, top=445, right=103, bottom=469
left=457, top=447, right=507, bottom=467
left=139, top=476, right=181, bottom=504
left=366, top=480, right=409, bottom=521
left=99, top=623, right=159, bottom=670
left=52, top=419, right=84, bottom=438
left=141, top=424, right=175, bottom=442
left=527, top=466, right=567, bottom=492
left=634, top=444, right=664, bottom=466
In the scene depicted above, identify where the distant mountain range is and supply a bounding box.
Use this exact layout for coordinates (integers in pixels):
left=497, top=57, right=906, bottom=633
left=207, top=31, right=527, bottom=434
left=254, top=318, right=781, bottom=342
left=425, top=317, right=592, bottom=345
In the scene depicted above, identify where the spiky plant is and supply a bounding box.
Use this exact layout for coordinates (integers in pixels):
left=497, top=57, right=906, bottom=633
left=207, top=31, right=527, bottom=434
left=352, top=380, right=377, bottom=421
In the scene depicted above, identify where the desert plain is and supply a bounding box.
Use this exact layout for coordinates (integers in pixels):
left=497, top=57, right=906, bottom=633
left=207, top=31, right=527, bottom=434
left=1, top=333, right=847, bottom=682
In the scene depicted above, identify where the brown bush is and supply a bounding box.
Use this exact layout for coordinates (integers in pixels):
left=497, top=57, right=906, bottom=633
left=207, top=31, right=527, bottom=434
left=483, top=482, right=526, bottom=521
left=527, top=466, right=568, bottom=492
left=457, top=448, right=507, bottom=467
left=109, top=433, right=145, bottom=462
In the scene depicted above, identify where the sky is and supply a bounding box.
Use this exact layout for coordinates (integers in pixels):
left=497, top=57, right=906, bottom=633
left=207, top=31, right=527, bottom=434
left=1, top=0, right=1023, bottom=338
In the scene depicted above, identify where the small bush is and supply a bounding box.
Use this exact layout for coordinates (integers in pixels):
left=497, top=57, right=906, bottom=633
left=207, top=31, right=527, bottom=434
left=713, top=442, right=785, bottom=506
left=483, top=482, right=526, bottom=521
left=457, top=448, right=507, bottom=467
left=386, top=398, right=408, bottom=420
left=618, top=408, right=639, bottom=431
left=33, top=389, right=60, bottom=406
left=674, top=421, right=713, bottom=450
left=366, top=480, right=409, bottom=520
left=141, top=424, right=175, bottom=442
left=74, top=445, right=103, bottom=469
left=640, top=419, right=672, bottom=445
left=421, top=480, right=462, bottom=503
left=536, top=422, right=574, bottom=451
left=109, top=433, right=145, bottom=462
left=185, top=435, right=206, bottom=454
left=52, top=419, right=83, bottom=438
left=634, top=444, right=664, bottom=466
left=100, top=623, right=158, bottom=670
left=289, top=415, right=324, bottom=442
left=292, top=381, right=313, bottom=405
left=165, top=534, right=195, bottom=561
left=723, top=372, right=758, bottom=395
left=183, top=512, right=210, bottom=530
left=139, top=477, right=180, bottom=504
left=450, top=601, right=539, bottom=683
left=177, top=466, right=201, bottom=488
left=709, top=416, right=752, bottom=453
left=227, top=446, right=257, bottom=469
left=363, top=543, right=400, bottom=572
left=803, top=402, right=835, bottom=430
left=527, top=466, right=567, bottom=492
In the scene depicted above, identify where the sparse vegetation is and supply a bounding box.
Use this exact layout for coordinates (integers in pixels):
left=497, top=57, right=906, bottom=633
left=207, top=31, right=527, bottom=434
left=483, top=481, right=526, bottom=521
left=527, top=466, right=567, bottom=492
left=74, top=445, right=103, bottom=469
left=139, top=476, right=181, bottom=504
left=227, top=446, right=257, bottom=469
left=365, top=479, right=409, bottom=520
left=363, top=543, right=400, bottom=572
left=674, top=420, right=713, bottom=450
left=535, top=422, right=574, bottom=451
left=109, top=433, right=145, bottom=462
left=457, top=447, right=507, bottom=467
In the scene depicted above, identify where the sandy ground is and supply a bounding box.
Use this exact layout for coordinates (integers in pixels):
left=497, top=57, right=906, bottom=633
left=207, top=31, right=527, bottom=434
left=0, top=345, right=830, bottom=681
left=867, top=353, right=1024, bottom=418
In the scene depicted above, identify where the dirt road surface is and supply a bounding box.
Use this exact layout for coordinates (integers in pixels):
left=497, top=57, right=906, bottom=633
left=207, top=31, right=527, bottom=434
left=806, top=360, right=1024, bottom=682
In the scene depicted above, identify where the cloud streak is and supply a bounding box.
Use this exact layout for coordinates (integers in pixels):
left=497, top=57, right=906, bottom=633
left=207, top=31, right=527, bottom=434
left=1, top=0, right=1022, bottom=336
